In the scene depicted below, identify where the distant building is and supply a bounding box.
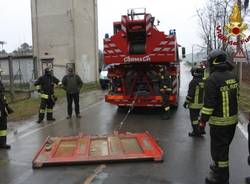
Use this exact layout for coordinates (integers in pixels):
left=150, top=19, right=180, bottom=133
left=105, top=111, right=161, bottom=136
left=0, top=53, right=34, bottom=84
left=31, top=0, right=99, bottom=81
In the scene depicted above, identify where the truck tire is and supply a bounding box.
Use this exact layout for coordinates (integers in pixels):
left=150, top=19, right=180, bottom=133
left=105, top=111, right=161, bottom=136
left=171, top=100, right=179, bottom=109
left=117, top=106, right=128, bottom=112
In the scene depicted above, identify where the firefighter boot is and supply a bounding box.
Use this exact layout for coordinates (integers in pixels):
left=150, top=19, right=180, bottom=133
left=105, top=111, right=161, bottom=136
left=205, top=168, right=229, bottom=184
left=246, top=177, right=250, bottom=184
left=209, top=164, right=219, bottom=173
left=37, top=110, right=45, bottom=123
left=188, top=125, right=202, bottom=137
left=47, top=117, right=56, bottom=121
left=47, top=112, right=56, bottom=121
left=37, top=119, right=43, bottom=123
left=0, top=136, right=11, bottom=149
left=246, top=156, right=250, bottom=184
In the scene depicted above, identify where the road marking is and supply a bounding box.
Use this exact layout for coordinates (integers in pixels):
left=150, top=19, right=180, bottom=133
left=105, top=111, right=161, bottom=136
left=9, top=169, right=33, bottom=184
left=237, top=122, right=248, bottom=140
left=8, top=100, right=103, bottom=144
left=83, top=164, right=106, bottom=184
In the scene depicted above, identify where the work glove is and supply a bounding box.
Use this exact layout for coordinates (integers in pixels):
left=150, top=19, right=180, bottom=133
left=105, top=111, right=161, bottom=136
left=183, top=101, right=189, bottom=109
left=198, top=119, right=206, bottom=135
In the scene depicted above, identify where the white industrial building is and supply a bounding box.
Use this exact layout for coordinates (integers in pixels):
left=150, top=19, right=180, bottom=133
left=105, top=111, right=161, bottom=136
left=31, top=0, right=99, bottom=82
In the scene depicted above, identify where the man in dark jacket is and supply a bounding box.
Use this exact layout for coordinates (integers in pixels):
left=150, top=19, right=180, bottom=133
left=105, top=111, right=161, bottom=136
left=199, top=49, right=238, bottom=184
left=34, top=67, right=60, bottom=123
left=246, top=114, right=250, bottom=184
left=62, top=67, right=83, bottom=119
left=0, top=77, right=13, bottom=149
left=183, top=66, right=204, bottom=137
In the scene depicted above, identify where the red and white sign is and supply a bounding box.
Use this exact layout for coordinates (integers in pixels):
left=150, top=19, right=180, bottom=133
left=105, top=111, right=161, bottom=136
left=234, top=48, right=247, bottom=63
left=234, top=48, right=246, bottom=58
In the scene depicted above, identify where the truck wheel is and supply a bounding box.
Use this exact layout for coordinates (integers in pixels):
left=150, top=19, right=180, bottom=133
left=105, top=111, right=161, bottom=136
left=171, top=103, right=178, bottom=109
left=171, top=97, right=179, bottom=109
left=117, top=106, right=128, bottom=112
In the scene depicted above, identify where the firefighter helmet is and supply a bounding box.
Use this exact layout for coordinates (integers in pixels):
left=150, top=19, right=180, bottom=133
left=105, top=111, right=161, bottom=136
left=190, top=66, right=204, bottom=78
left=207, top=49, right=227, bottom=68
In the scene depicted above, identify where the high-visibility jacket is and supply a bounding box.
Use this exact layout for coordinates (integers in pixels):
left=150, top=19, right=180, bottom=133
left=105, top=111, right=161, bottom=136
left=201, top=70, right=239, bottom=126
left=185, top=76, right=204, bottom=109
left=34, top=74, right=60, bottom=98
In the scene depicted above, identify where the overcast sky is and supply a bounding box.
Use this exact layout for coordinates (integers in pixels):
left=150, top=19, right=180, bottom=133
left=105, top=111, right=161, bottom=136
left=0, top=0, right=32, bottom=52
left=0, top=0, right=205, bottom=54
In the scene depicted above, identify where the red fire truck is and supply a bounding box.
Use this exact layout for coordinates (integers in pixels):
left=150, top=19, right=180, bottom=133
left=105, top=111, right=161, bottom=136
left=103, top=9, right=184, bottom=108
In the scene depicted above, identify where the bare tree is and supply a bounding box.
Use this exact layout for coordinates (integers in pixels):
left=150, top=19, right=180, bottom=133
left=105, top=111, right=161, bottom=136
left=197, top=0, right=233, bottom=52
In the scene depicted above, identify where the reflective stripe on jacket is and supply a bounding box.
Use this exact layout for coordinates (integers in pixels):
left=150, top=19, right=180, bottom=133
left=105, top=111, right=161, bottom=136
left=34, top=74, right=60, bottom=95
left=185, top=77, right=204, bottom=109
left=201, top=70, right=239, bottom=126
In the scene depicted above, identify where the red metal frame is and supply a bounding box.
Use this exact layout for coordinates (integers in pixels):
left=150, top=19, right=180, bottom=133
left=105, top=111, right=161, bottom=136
left=103, top=12, right=177, bottom=65
left=105, top=64, right=179, bottom=107
left=32, top=132, right=164, bottom=168
left=103, top=10, right=180, bottom=108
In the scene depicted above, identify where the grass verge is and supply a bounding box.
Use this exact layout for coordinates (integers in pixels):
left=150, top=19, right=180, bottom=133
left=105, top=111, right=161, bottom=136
left=8, top=82, right=100, bottom=122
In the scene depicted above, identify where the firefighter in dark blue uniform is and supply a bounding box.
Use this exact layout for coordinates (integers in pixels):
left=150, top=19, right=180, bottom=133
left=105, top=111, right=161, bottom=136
left=0, top=75, right=13, bottom=149
left=35, top=67, right=61, bottom=123
left=246, top=115, right=250, bottom=184
left=199, top=50, right=238, bottom=184
left=183, top=66, right=204, bottom=137
left=158, top=66, right=172, bottom=120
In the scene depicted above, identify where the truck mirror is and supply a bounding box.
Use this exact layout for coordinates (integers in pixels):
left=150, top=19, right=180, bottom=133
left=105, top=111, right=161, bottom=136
left=182, top=47, right=186, bottom=58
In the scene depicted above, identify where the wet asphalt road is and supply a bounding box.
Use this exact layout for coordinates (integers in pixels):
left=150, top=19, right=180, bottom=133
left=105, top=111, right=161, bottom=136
left=0, top=63, right=249, bottom=184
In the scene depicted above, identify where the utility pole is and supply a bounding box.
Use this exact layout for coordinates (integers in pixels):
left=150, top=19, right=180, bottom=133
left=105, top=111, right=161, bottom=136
left=8, top=55, right=15, bottom=101
left=0, top=41, right=6, bottom=51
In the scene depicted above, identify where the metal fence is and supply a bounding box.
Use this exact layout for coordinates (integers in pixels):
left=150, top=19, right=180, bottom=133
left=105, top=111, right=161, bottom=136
left=0, top=53, right=37, bottom=101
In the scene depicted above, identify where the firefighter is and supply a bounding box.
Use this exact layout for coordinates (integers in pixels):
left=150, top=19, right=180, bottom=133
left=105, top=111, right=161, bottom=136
left=0, top=70, right=13, bottom=149
left=183, top=66, right=204, bottom=137
left=158, top=66, right=172, bottom=120
left=35, top=67, right=61, bottom=123
left=198, top=49, right=238, bottom=184
left=62, top=67, right=83, bottom=119
left=245, top=115, right=250, bottom=184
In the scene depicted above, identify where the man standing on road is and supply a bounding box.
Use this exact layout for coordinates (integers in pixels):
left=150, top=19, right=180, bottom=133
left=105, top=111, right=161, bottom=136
left=35, top=67, right=61, bottom=123
left=158, top=65, right=172, bottom=120
left=62, top=67, right=83, bottom=119
left=199, top=50, right=239, bottom=184
left=0, top=70, right=13, bottom=149
left=245, top=114, right=250, bottom=184
left=183, top=66, right=204, bottom=137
